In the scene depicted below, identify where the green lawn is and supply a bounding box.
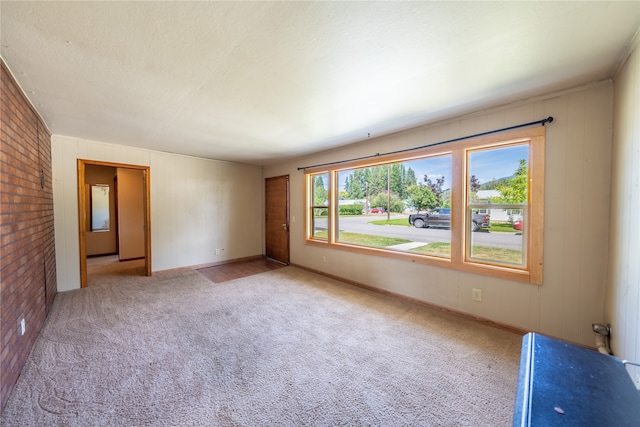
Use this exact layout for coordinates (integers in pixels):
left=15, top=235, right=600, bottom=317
left=488, top=223, right=518, bottom=233
left=410, top=241, right=451, bottom=256
left=314, top=230, right=412, bottom=247
left=315, top=227, right=522, bottom=264
left=411, top=242, right=522, bottom=264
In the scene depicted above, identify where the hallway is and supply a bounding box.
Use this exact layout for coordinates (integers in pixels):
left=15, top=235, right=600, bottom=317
left=87, top=255, right=146, bottom=286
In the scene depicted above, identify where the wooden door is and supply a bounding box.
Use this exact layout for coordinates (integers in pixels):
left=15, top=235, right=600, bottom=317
left=265, top=175, right=290, bottom=264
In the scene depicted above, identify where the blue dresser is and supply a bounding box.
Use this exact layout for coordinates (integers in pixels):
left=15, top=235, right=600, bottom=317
left=513, top=332, right=640, bottom=426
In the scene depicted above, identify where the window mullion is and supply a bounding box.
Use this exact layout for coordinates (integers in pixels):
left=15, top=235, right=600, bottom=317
left=451, top=149, right=464, bottom=264
left=329, top=171, right=337, bottom=244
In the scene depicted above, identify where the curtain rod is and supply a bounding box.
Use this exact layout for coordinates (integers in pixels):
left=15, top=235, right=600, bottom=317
left=297, top=116, right=554, bottom=171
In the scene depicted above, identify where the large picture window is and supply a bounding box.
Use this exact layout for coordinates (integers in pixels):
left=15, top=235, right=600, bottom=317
left=305, top=126, right=545, bottom=284
left=336, top=155, right=452, bottom=258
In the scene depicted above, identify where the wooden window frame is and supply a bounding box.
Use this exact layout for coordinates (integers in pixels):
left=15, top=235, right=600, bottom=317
left=304, top=126, right=545, bottom=285
left=306, top=172, right=331, bottom=241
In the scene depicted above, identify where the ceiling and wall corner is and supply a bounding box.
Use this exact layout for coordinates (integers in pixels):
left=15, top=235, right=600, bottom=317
left=1, top=1, right=639, bottom=165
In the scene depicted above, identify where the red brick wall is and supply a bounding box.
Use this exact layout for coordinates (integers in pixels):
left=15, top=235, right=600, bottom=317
left=0, top=61, right=57, bottom=412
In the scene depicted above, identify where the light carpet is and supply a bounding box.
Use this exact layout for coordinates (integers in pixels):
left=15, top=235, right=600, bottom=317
left=1, top=266, right=521, bottom=426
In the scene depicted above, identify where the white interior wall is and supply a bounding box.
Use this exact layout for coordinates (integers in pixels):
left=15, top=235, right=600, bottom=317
left=264, top=83, right=614, bottom=348
left=607, top=36, right=640, bottom=385
left=52, top=136, right=264, bottom=291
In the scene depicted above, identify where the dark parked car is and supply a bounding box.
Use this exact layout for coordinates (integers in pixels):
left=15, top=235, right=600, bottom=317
left=408, top=208, right=490, bottom=232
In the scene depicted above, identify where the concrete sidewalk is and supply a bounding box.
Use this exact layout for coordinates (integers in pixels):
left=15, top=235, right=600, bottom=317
left=386, top=241, right=428, bottom=251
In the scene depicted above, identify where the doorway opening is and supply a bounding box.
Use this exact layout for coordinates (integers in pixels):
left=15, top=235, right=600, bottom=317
left=78, top=160, right=151, bottom=287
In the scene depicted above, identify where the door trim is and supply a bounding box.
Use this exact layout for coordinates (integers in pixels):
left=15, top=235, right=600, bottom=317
left=78, top=159, right=152, bottom=287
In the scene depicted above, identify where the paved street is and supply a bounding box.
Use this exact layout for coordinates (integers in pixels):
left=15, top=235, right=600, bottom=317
left=315, top=214, right=523, bottom=250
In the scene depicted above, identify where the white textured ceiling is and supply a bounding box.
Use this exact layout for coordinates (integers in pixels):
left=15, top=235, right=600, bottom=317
left=1, top=1, right=639, bottom=165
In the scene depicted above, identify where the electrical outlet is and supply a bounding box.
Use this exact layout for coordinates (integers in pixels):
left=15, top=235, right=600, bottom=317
left=322, top=256, right=327, bottom=263
left=472, top=289, right=482, bottom=302
left=215, top=249, right=220, bottom=255
left=19, top=318, right=25, bottom=336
